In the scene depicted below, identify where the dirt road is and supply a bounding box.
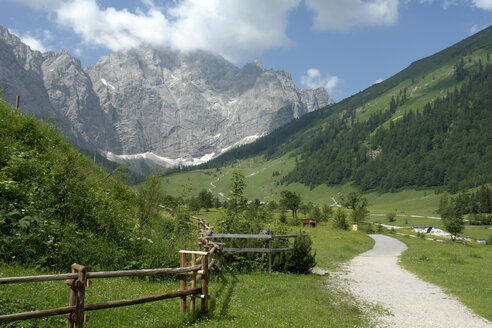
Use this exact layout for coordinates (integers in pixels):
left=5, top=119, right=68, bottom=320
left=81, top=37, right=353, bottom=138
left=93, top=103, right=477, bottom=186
left=341, top=234, right=491, bottom=327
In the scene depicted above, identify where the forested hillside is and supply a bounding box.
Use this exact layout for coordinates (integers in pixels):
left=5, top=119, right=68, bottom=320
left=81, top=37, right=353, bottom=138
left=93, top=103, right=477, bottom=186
left=285, top=62, right=492, bottom=192
left=0, top=98, right=194, bottom=271
left=187, top=26, right=492, bottom=194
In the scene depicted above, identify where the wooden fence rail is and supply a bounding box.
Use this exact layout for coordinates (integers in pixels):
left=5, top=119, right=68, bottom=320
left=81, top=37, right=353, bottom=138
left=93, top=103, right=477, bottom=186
left=0, top=216, right=300, bottom=325
left=206, top=231, right=308, bottom=275
left=0, top=243, right=222, bottom=327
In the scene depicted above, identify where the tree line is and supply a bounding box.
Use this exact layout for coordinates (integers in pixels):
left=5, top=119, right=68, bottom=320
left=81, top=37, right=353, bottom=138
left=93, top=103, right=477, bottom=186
left=284, top=62, right=492, bottom=193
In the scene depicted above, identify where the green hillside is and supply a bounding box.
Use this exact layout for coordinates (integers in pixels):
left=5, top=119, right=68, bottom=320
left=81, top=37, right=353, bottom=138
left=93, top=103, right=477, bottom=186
left=0, top=98, right=194, bottom=271
left=164, top=26, right=492, bottom=214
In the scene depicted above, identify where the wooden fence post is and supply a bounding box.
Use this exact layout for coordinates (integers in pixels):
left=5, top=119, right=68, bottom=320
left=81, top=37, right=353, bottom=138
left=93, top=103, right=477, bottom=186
left=190, top=254, right=196, bottom=313
left=201, top=254, right=208, bottom=315
left=66, top=264, right=87, bottom=328
left=179, top=253, right=187, bottom=313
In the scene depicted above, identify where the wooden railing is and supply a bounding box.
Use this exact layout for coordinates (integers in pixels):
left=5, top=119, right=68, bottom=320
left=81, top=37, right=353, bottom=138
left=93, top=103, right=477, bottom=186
left=207, top=232, right=306, bottom=274
left=0, top=216, right=300, bottom=325
left=191, top=216, right=307, bottom=275
left=0, top=244, right=222, bottom=327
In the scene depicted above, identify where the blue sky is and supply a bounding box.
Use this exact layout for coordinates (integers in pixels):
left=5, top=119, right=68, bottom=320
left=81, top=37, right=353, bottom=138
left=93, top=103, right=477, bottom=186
left=2, top=0, right=492, bottom=101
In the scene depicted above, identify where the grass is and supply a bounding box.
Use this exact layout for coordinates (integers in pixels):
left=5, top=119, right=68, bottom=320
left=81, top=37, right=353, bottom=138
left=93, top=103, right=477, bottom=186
left=165, top=161, right=443, bottom=219
left=199, top=271, right=367, bottom=327
left=395, top=235, right=492, bottom=321
left=308, top=224, right=375, bottom=270
left=371, top=213, right=492, bottom=242
left=370, top=215, right=441, bottom=227
left=0, top=223, right=375, bottom=327
left=366, top=189, right=441, bottom=216
left=461, top=226, right=492, bottom=240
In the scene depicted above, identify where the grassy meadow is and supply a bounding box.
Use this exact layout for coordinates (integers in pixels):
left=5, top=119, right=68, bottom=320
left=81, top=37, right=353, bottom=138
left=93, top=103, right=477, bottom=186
left=0, top=224, right=375, bottom=327
left=395, top=234, right=492, bottom=321
left=164, top=157, right=443, bottom=218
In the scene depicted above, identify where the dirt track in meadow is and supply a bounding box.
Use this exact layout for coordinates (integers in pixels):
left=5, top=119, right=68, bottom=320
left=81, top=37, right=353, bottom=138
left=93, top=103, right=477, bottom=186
left=338, top=234, right=491, bottom=328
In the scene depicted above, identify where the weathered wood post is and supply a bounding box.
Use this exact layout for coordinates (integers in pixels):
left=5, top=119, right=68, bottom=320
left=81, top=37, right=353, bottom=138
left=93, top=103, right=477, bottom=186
left=66, top=264, right=87, bottom=328
left=268, top=233, right=273, bottom=275
left=16, top=96, right=20, bottom=109
left=215, top=247, right=222, bottom=282
left=190, top=253, right=197, bottom=313
left=201, top=253, right=209, bottom=315
left=179, top=253, right=187, bottom=313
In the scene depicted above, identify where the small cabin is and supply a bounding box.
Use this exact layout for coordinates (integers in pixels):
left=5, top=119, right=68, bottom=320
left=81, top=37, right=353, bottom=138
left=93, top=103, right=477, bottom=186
left=301, top=218, right=317, bottom=228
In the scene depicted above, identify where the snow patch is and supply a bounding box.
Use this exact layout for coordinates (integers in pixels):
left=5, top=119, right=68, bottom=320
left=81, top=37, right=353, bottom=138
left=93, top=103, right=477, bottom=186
left=104, top=151, right=215, bottom=167
left=220, top=133, right=264, bottom=153
left=100, top=78, right=115, bottom=90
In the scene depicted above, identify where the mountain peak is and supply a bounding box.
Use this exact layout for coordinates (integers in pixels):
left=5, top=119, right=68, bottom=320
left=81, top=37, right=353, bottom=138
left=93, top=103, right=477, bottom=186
left=0, top=26, right=333, bottom=172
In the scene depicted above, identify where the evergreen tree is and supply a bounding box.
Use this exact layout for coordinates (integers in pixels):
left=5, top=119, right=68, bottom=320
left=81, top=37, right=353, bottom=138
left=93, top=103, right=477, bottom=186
left=228, top=167, right=247, bottom=219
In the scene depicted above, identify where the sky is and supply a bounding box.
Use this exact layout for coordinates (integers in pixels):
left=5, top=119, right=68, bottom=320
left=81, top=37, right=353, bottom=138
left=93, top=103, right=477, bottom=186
left=1, top=0, right=492, bottom=101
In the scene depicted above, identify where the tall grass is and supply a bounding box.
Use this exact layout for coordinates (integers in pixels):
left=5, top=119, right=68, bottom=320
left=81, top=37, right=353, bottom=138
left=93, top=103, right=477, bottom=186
left=396, top=236, right=492, bottom=321
left=0, top=223, right=375, bottom=327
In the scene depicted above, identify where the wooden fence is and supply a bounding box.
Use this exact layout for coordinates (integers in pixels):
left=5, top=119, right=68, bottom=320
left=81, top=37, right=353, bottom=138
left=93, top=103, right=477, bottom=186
left=0, top=216, right=303, bottom=325
left=208, top=232, right=307, bottom=274
left=191, top=217, right=307, bottom=275
left=0, top=244, right=222, bottom=327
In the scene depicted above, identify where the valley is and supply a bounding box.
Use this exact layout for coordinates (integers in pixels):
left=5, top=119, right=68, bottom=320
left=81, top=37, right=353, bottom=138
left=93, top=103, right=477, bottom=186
left=1, top=17, right=492, bottom=328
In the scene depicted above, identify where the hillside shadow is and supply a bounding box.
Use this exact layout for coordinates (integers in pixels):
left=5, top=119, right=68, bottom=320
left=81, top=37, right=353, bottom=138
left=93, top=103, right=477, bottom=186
left=209, top=262, right=239, bottom=318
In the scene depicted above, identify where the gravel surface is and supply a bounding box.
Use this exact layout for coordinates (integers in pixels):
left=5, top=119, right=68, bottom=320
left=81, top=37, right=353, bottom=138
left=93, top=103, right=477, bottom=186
left=339, top=234, right=492, bottom=328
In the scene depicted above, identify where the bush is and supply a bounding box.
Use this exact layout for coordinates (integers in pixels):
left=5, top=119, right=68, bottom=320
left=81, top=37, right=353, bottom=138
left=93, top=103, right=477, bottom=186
left=468, top=214, right=492, bottom=225
left=282, top=233, right=316, bottom=274
left=0, top=99, right=182, bottom=271
left=386, top=212, right=396, bottom=222
left=332, top=208, right=349, bottom=230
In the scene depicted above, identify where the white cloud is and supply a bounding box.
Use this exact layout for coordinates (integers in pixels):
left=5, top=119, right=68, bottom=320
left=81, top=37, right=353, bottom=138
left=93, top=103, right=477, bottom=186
left=305, top=0, right=399, bottom=30
left=12, top=0, right=299, bottom=62
left=472, top=0, right=492, bottom=10
left=469, top=24, right=487, bottom=35
left=55, top=0, right=171, bottom=52
left=470, top=24, right=480, bottom=34
left=10, top=29, right=52, bottom=52
left=373, top=78, right=384, bottom=84
left=419, top=0, right=492, bottom=10
left=442, top=0, right=458, bottom=9
left=301, top=68, right=340, bottom=93
left=9, top=0, right=65, bottom=11
left=20, top=35, right=47, bottom=52
left=167, top=0, right=299, bottom=61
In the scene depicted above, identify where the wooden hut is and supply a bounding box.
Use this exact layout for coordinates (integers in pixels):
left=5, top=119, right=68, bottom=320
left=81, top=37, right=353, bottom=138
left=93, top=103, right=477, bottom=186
left=301, top=218, right=317, bottom=228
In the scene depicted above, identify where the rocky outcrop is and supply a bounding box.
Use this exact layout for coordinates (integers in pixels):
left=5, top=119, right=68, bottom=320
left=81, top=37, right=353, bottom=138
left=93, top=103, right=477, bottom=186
left=0, top=26, right=334, bottom=169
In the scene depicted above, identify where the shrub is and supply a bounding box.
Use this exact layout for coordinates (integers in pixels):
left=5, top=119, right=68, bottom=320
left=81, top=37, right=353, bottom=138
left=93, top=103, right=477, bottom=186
left=386, top=212, right=396, bottom=222
left=282, top=233, right=316, bottom=274
left=0, top=99, right=179, bottom=271
left=332, top=208, right=349, bottom=230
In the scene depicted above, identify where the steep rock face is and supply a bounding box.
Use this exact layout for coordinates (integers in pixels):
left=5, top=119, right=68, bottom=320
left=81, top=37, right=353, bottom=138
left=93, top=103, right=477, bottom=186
left=0, top=26, right=110, bottom=150
left=0, top=26, right=333, bottom=167
left=41, top=51, right=113, bottom=149
left=0, top=27, right=56, bottom=119
left=86, top=47, right=333, bottom=161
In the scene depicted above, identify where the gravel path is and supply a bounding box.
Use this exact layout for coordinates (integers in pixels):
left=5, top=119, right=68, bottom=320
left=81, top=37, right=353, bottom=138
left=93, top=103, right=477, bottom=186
left=341, top=234, right=492, bottom=328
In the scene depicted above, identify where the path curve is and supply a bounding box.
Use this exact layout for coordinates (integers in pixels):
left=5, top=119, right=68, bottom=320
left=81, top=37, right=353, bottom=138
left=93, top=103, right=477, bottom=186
left=342, top=234, right=491, bottom=328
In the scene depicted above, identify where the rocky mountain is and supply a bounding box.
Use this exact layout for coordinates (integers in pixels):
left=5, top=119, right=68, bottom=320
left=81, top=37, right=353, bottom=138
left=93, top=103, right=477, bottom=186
left=0, top=26, right=333, bottom=169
